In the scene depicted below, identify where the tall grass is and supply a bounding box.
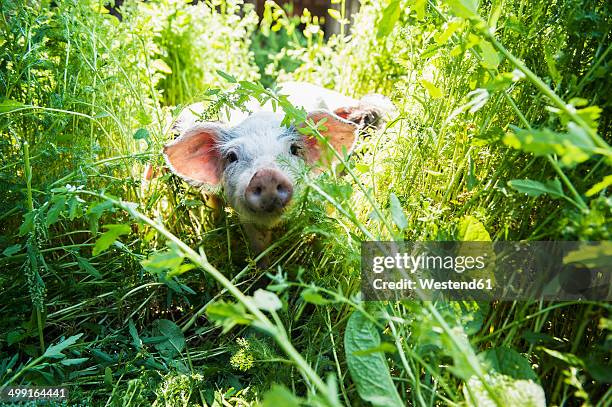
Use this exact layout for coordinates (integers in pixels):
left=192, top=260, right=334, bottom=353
left=0, top=0, right=610, bottom=406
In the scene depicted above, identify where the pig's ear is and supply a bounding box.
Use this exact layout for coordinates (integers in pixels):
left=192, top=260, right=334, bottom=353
left=163, top=123, right=224, bottom=186
left=302, top=110, right=359, bottom=164
left=333, top=94, right=396, bottom=130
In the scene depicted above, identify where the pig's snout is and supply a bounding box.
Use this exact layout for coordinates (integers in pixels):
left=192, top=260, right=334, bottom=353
left=245, top=169, right=293, bottom=214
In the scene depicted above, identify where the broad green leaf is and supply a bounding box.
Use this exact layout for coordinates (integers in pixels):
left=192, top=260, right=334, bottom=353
left=19, top=211, right=35, bottom=236
left=43, top=333, right=84, bottom=359
left=389, top=193, right=408, bottom=230
left=92, top=224, right=131, bottom=256
left=508, top=179, right=564, bottom=199
left=152, top=319, right=185, bottom=357
left=446, top=0, right=480, bottom=19
left=420, top=79, right=443, bottom=98
left=458, top=215, right=491, bottom=241
left=262, top=385, right=301, bottom=407
left=46, top=195, right=66, bottom=226
left=344, top=311, right=403, bottom=407
left=377, top=1, right=401, bottom=39
left=480, top=347, right=537, bottom=381
left=206, top=301, right=253, bottom=333
left=252, top=289, right=282, bottom=312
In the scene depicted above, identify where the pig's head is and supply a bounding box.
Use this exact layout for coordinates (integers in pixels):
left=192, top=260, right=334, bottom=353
left=162, top=110, right=358, bottom=228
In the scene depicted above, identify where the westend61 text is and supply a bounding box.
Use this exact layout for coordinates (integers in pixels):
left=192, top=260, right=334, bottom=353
left=372, top=278, right=493, bottom=291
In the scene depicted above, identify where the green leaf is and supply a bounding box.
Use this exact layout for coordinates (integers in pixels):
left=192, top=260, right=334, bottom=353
left=480, top=347, right=537, bottom=381
left=436, top=19, right=463, bottom=44
left=458, top=215, right=491, bottom=241
left=478, top=40, right=501, bottom=69
left=420, top=79, right=443, bottom=98
left=3, top=244, right=22, bottom=257
left=508, top=179, right=565, bottom=199
left=262, top=385, right=301, bottom=407
left=503, top=123, right=602, bottom=167
left=0, top=98, right=25, bottom=113
left=344, top=311, right=403, bottom=407
left=216, top=70, right=237, bottom=83
left=206, top=301, right=253, bottom=333
left=413, top=0, right=427, bottom=20
left=446, top=0, right=480, bottom=19
left=389, top=193, right=408, bottom=230
left=92, top=224, right=131, bottom=256
left=60, top=357, right=89, bottom=366
left=76, top=256, right=102, bottom=279
left=328, top=8, right=342, bottom=21
left=252, top=289, right=282, bottom=312
left=301, top=288, right=332, bottom=305
left=586, top=173, right=611, bottom=197
left=128, top=319, right=142, bottom=350
left=43, top=333, right=83, bottom=359
left=133, top=128, right=150, bottom=141
left=104, top=366, right=113, bottom=386
left=377, top=1, right=401, bottom=39
left=151, top=319, right=185, bottom=357
left=19, top=212, right=35, bottom=236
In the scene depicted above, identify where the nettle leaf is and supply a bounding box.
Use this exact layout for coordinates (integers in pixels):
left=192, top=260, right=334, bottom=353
left=480, top=347, right=537, bottom=381
left=151, top=319, right=185, bottom=358
left=389, top=193, right=408, bottom=230
left=43, top=333, right=84, bottom=359
left=92, top=224, right=131, bottom=256
left=206, top=301, right=253, bottom=333
left=377, top=1, right=401, bottom=39
left=503, top=123, right=603, bottom=166
left=436, top=19, right=463, bottom=44
left=216, top=70, right=237, bottom=83
left=344, top=311, right=403, bottom=407
left=508, top=179, right=565, bottom=199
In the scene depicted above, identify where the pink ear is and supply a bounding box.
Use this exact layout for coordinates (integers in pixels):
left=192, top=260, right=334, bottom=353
left=301, top=110, right=358, bottom=164
left=162, top=123, right=224, bottom=186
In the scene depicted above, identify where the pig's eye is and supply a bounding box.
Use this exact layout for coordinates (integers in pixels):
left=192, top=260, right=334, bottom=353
left=226, top=151, right=238, bottom=163
left=290, top=144, right=301, bottom=156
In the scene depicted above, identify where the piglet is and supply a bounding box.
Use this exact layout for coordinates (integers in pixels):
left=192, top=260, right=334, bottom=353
left=162, top=82, right=393, bottom=261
